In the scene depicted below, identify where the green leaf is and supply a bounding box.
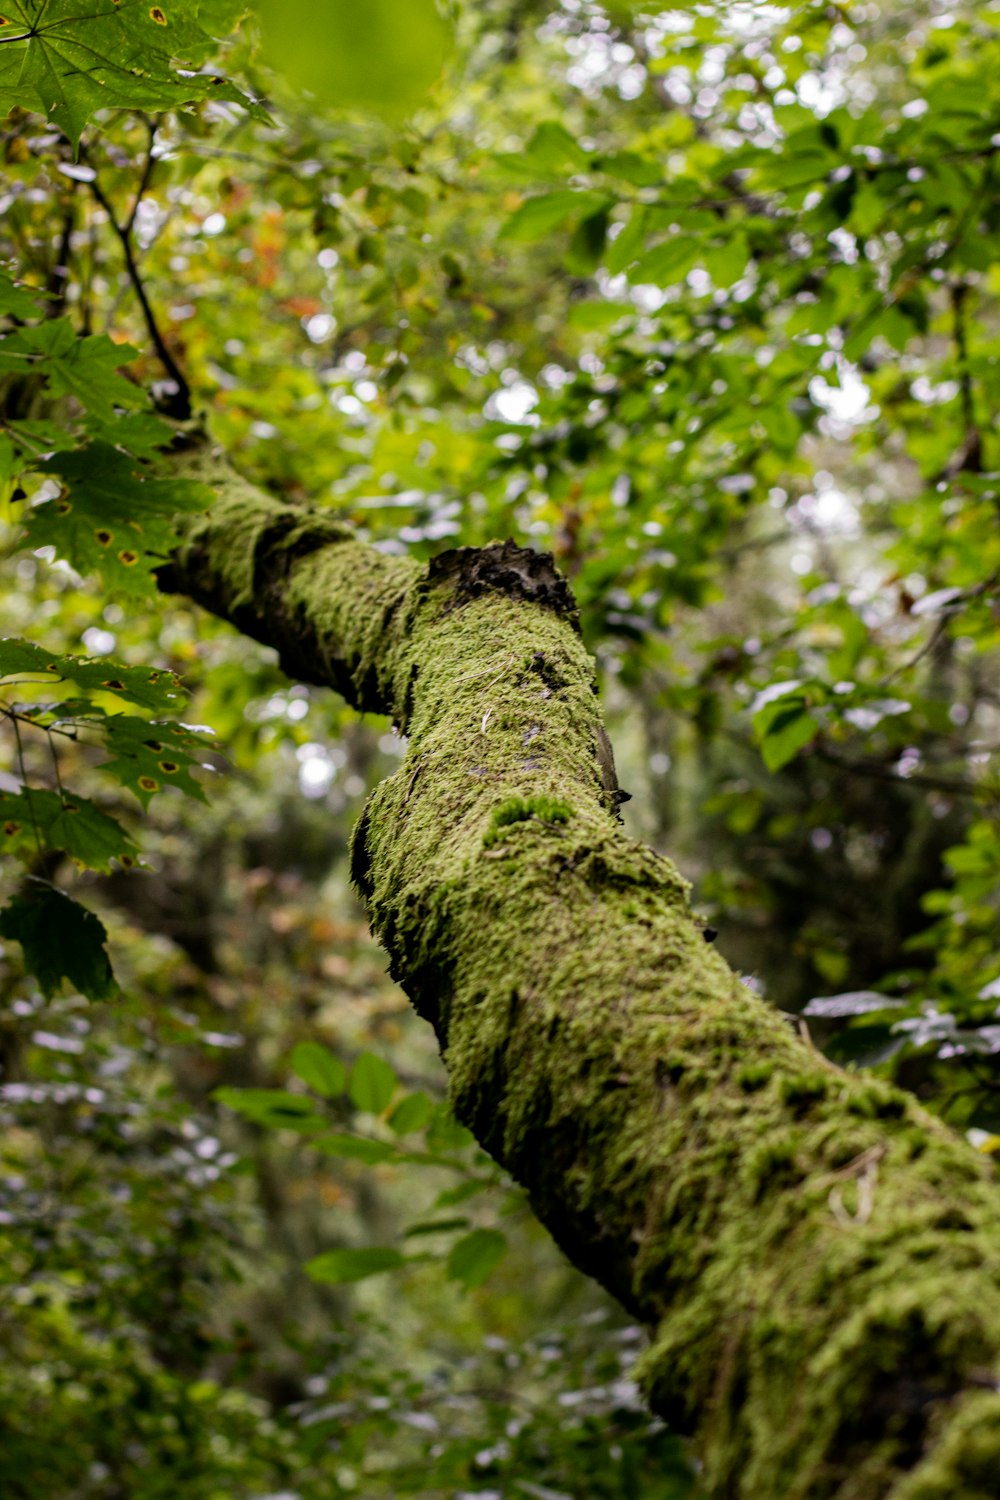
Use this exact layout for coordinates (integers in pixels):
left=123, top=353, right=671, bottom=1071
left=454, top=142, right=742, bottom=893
left=388, top=1090, right=435, bottom=1135
left=567, top=300, right=630, bottom=332
left=0, top=888, right=116, bottom=1000
left=87, top=410, right=177, bottom=460
left=403, top=1216, right=470, bottom=1238
left=703, top=232, right=750, bottom=289
left=0, top=269, right=47, bottom=319
left=313, top=1134, right=397, bottom=1163
left=98, top=715, right=213, bottom=807
left=630, top=237, right=699, bottom=286
left=522, top=121, right=590, bottom=173
left=759, top=405, right=801, bottom=454
left=0, top=637, right=187, bottom=712
left=26, top=443, right=211, bottom=596
left=445, top=1228, right=507, bottom=1289
left=0, top=0, right=260, bottom=150
left=605, top=206, right=647, bottom=275
left=755, top=705, right=817, bottom=772
left=0, top=323, right=144, bottom=421
left=305, top=1246, right=406, bottom=1284
left=0, top=788, right=138, bottom=871
left=596, top=151, right=662, bottom=187
left=434, top=1179, right=490, bottom=1209
left=212, top=1087, right=325, bottom=1131
left=425, top=1109, right=475, bottom=1151
left=0, top=638, right=69, bottom=677
left=565, top=208, right=609, bottom=276
left=348, top=1051, right=397, bottom=1113
left=192, top=0, right=247, bottom=28
left=500, top=191, right=609, bottom=244
left=290, top=1041, right=347, bottom=1098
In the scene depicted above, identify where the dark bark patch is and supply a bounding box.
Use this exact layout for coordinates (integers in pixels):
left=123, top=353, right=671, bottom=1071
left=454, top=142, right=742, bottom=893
left=349, top=801, right=374, bottom=900
left=426, top=539, right=581, bottom=629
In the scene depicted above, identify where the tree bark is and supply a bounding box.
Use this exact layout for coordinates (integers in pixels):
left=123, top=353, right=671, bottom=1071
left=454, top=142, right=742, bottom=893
left=160, top=444, right=1000, bottom=1500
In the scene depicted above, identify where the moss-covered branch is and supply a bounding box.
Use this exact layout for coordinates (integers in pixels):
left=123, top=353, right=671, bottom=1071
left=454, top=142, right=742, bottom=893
left=162, top=449, right=1000, bottom=1500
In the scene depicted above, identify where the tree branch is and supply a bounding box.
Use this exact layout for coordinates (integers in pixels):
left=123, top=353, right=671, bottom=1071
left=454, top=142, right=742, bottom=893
left=813, top=741, right=984, bottom=798
left=159, top=443, right=1000, bottom=1500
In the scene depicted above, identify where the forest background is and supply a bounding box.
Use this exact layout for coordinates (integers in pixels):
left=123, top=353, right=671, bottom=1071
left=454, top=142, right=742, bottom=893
left=0, top=1, right=999, bottom=1496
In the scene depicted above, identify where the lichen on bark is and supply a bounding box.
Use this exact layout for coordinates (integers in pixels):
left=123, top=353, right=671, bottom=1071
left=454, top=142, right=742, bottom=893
left=162, top=450, right=1000, bottom=1500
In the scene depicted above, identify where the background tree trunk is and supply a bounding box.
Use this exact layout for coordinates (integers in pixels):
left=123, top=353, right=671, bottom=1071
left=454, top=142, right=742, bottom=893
left=161, top=444, right=1000, bottom=1500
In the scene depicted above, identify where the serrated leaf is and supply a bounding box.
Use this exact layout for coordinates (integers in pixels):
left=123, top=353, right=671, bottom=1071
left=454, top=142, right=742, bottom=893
left=0, top=268, right=47, bottom=319
left=192, top=0, right=247, bottom=28
left=348, top=1051, right=397, bottom=1113
left=25, top=443, right=211, bottom=596
left=388, top=1090, right=435, bottom=1135
left=0, top=637, right=187, bottom=712
left=0, top=887, right=116, bottom=1000
left=0, top=322, right=144, bottom=421
left=0, top=788, right=137, bottom=871
left=290, top=1041, right=347, bottom=1098
left=0, top=416, right=76, bottom=457
left=0, top=638, right=65, bottom=676
left=87, top=410, right=177, bottom=459
left=445, top=1227, right=507, bottom=1288
left=305, top=1247, right=406, bottom=1284
left=0, top=0, right=261, bottom=150
left=98, top=714, right=213, bottom=807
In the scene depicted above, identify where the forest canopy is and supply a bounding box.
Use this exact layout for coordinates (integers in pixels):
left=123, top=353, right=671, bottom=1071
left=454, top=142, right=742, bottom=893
left=1, top=2, right=999, bottom=1497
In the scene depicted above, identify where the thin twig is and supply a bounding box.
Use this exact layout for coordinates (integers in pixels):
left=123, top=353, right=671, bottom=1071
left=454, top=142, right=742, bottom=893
left=7, top=709, right=43, bottom=854
left=124, top=116, right=160, bottom=239
left=880, top=614, right=952, bottom=688
left=45, top=194, right=76, bottom=318
left=46, top=728, right=67, bottom=802
left=880, top=566, right=1000, bottom=688
left=87, top=151, right=191, bottom=420
left=0, top=701, right=81, bottom=741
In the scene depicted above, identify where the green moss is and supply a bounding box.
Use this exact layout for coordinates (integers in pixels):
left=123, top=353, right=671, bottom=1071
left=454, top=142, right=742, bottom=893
left=778, top=1072, right=829, bottom=1110
left=482, top=794, right=573, bottom=847
left=746, top=1134, right=802, bottom=1199
left=847, top=1083, right=908, bottom=1120
left=738, top=1061, right=774, bottom=1092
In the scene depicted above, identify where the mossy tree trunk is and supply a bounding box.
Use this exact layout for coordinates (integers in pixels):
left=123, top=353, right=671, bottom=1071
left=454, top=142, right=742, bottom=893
left=161, top=447, right=1000, bottom=1500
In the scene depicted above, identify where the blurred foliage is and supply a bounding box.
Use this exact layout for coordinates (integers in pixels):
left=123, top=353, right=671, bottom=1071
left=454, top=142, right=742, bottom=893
left=1, top=0, right=1000, bottom=1493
